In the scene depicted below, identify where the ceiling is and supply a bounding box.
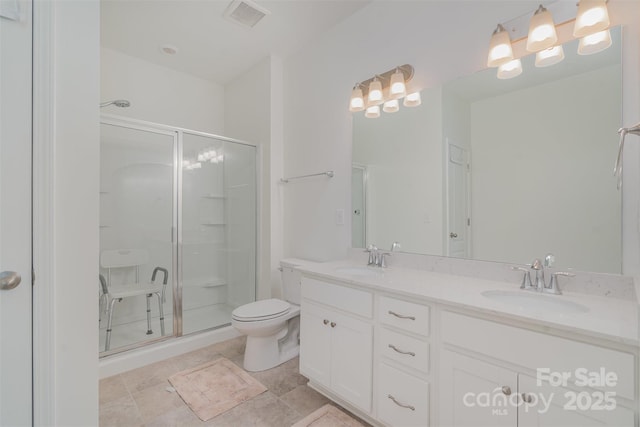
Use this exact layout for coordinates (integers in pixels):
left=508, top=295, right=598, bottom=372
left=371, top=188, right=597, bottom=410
left=101, top=0, right=371, bottom=85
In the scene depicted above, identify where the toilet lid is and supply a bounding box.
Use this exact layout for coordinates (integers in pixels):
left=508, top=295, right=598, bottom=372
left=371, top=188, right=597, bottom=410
left=232, top=298, right=290, bottom=321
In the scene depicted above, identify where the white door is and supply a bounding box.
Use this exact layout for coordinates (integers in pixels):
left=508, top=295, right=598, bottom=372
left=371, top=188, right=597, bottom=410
left=0, top=0, right=33, bottom=425
left=446, top=140, right=470, bottom=258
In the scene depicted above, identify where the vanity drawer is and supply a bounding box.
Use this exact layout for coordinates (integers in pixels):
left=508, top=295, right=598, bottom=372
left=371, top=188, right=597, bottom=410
left=379, top=296, right=429, bottom=336
left=378, top=362, right=429, bottom=427
left=441, top=311, right=635, bottom=400
left=301, top=277, right=373, bottom=318
left=379, top=327, right=429, bottom=374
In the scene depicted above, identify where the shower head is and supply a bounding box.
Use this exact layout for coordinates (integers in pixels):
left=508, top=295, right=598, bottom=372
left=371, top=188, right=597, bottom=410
left=100, top=99, right=131, bottom=108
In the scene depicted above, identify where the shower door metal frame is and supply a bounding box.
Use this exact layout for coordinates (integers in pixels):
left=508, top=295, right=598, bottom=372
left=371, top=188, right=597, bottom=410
left=99, top=116, right=180, bottom=356
left=177, top=128, right=259, bottom=337
left=99, top=114, right=259, bottom=355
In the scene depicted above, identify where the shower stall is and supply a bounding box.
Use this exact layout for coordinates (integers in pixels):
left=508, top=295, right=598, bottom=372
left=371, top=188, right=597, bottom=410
left=99, top=117, right=257, bottom=355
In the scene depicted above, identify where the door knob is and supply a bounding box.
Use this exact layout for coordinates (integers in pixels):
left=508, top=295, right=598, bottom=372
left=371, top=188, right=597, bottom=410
left=0, top=271, right=21, bottom=290
left=449, top=232, right=458, bottom=238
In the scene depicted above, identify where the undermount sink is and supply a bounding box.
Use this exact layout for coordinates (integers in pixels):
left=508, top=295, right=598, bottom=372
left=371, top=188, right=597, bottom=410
left=481, top=290, right=589, bottom=314
left=334, top=266, right=382, bottom=277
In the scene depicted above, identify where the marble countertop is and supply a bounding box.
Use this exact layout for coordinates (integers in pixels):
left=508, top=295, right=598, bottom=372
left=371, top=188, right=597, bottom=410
left=297, top=260, right=639, bottom=347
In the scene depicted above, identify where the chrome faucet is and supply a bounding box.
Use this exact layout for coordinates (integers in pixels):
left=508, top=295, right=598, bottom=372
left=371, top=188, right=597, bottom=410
left=531, top=258, right=546, bottom=292
left=512, top=256, right=575, bottom=295
left=364, top=244, right=391, bottom=268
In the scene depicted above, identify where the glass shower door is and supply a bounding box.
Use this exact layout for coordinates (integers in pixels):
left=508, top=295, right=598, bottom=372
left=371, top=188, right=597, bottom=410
left=181, top=133, right=256, bottom=335
left=99, top=123, right=176, bottom=353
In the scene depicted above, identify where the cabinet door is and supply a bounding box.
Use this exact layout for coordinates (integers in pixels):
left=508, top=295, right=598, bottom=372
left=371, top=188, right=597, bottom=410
left=330, top=309, right=373, bottom=413
left=439, top=350, right=517, bottom=427
left=300, top=301, right=332, bottom=388
left=518, top=374, right=634, bottom=427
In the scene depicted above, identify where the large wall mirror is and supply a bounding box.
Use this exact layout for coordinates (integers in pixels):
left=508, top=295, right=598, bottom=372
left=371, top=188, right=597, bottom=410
left=352, top=27, right=622, bottom=274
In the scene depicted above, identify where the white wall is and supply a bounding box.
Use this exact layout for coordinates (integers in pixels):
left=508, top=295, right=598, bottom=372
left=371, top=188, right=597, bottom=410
left=101, top=47, right=225, bottom=134
left=51, top=0, right=100, bottom=424
left=282, top=0, right=640, bottom=274
left=224, top=57, right=282, bottom=298
left=470, top=65, right=622, bottom=272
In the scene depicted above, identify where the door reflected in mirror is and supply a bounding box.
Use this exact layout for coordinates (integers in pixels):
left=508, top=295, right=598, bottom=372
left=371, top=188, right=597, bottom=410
left=352, top=27, right=622, bottom=274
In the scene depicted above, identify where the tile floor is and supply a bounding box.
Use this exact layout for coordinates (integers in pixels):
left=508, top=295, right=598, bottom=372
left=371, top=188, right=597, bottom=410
left=99, top=336, right=368, bottom=426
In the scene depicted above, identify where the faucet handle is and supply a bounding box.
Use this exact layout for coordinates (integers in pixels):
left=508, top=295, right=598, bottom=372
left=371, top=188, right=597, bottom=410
left=379, top=252, right=391, bottom=268
left=546, top=272, right=575, bottom=295
left=511, top=266, right=533, bottom=289
left=531, top=259, right=543, bottom=270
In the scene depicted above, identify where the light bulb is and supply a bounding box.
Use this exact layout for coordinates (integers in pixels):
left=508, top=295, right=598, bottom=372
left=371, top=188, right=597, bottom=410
left=535, top=45, right=565, bottom=67
left=367, top=77, right=383, bottom=104
left=383, top=99, right=400, bottom=113
left=365, top=105, right=380, bottom=118
left=497, top=58, right=523, bottom=79
left=403, top=92, right=421, bottom=107
left=578, top=29, right=612, bottom=55
left=349, top=85, right=364, bottom=112
left=487, top=24, right=514, bottom=68
left=574, top=0, right=610, bottom=38
left=390, top=69, right=406, bottom=97
left=526, top=5, right=558, bottom=52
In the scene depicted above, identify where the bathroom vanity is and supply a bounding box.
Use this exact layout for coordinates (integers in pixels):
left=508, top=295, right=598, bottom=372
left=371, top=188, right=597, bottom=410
left=297, top=258, right=639, bottom=427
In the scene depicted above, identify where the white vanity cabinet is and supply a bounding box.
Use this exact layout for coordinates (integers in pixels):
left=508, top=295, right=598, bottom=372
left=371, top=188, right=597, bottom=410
left=438, top=311, right=636, bottom=427
left=299, top=277, right=374, bottom=413
left=376, top=296, right=431, bottom=427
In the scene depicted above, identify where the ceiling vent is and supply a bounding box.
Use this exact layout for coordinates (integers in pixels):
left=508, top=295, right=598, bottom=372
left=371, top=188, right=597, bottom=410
left=223, top=0, right=270, bottom=28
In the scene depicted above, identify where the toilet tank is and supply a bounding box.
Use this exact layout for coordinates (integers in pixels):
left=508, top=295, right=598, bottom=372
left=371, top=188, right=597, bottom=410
left=280, top=258, right=313, bottom=305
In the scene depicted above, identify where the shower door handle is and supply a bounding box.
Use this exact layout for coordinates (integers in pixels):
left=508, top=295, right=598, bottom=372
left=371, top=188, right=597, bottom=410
left=449, top=232, right=458, bottom=238
left=0, top=271, right=21, bottom=290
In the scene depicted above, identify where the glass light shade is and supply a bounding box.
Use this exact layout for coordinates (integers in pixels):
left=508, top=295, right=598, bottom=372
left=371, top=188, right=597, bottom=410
left=497, top=58, right=523, bottom=79
left=365, top=105, right=380, bottom=118
left=487, top=24, right=514, bottom=68
left=574, top=0, right=610, bottom=38
left=535, top=45, right=565, bottom=67
left=367, top=78, right=383, bottom=103
left=578, top=29, right=612, bottom=55
left=349, top=86, right=364, bottom=112
left=383, top=99, right=400, bottom=113
left=526, top=6, right=558, bottom=52
left=389, top=70, right=406, bottom=96
left=403, top=92, right=421, bottom=107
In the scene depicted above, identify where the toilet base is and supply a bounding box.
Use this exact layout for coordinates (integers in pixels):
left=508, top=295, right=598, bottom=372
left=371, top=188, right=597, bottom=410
left=242, top=316, right=300, bottom=372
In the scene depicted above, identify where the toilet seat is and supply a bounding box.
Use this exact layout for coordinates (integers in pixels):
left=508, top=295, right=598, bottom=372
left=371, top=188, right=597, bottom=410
left=232, top=298, right=290, bottom=322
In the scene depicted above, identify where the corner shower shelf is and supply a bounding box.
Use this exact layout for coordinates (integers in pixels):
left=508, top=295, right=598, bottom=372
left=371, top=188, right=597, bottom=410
left=183, top=277, right=227, bottom=288
left=201, top=194, right=225, bottom=199
left=99, top=225, right=111, bottom=229
left=201, top=222, right=226, bottom=226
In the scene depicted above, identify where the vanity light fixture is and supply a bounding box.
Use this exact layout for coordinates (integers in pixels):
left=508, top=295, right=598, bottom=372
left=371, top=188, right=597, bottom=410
left=382, top=99, right=399, bottom=113
left=365, top=105, right=381, bottom=119
left=487, top=24, right=514, bottom=67
left=487, top=0, right=612, bottom=79
left=349, top=64, right=416, bottom=117
left=349, top=84, right=365, bottom=112
left=389, top=68, right=406, bottom=97
left=403, top=92, right=421, bottom=107
left=535, top=45, right=565, bottom=67
left=526, top=5, right=558, bottom=52
left=367, top=76, right=383, bottom=104
left=577, top=28, right=612, bottom=55
left=497, top=58, right=523, bottom=79
left=574, top=0, right=610, bottom=38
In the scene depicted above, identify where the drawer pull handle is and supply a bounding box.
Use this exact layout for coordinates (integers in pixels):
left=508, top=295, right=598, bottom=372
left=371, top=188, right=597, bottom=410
left=388, top=344, right=415, bottom=357
left=522, top=393, right=533, bottom=403
left=330, top=322, right=336, bottom=328
left=388, top=310, right=415, bottom=320
left=388, top=394, right=415, bottom=411
left=323, top=319, right=329, bottom=325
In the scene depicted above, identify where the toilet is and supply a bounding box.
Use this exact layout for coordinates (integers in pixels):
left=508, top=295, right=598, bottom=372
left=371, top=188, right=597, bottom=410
left=231, top=259, right=308, bottom=372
